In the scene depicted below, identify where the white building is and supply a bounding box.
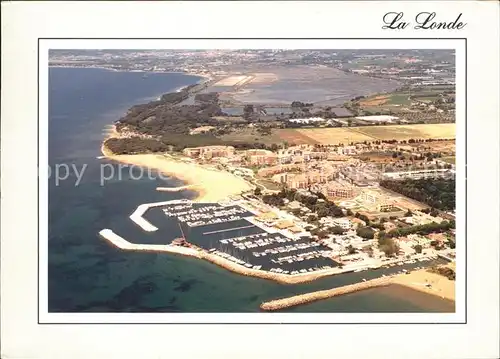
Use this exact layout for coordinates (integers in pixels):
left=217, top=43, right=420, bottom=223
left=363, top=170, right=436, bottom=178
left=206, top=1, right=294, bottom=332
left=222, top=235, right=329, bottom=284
left=288, top=117, right=326, bottom=124
left=355, top=115, right=399, bottom=123
left=337, top=146, right=357, bottom=155
left=383, top=169, right=455, bottom=180
left=330, top=218, right=353, bottom=230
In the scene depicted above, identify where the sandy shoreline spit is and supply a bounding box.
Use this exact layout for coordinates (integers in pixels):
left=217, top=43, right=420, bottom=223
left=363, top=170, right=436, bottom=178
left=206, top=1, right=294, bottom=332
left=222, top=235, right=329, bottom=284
left=392, top=269, right=455, bottom=301
left=100, top=123, right=251, bottom=202
left=102, top=149, right=252, bottom=203
left=260, top=277, right=393, bottom=311
left=259, top=268, right=455, bottom=311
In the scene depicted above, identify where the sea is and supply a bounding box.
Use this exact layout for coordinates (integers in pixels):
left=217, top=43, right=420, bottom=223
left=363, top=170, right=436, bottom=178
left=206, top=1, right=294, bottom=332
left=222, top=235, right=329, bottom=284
left=48, top=67, right=454, bottom=313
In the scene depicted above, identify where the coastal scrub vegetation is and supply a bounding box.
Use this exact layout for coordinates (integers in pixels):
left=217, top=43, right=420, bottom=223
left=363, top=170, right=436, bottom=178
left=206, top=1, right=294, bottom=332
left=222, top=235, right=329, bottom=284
left=427, top=265, right=456, bottom=281
left=378, top=220, right=455, bottom=240
left=105, top=87, right=288, bottom=154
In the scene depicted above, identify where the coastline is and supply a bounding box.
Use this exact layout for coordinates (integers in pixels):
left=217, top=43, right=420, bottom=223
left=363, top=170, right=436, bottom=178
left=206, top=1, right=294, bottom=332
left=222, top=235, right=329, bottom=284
left=260, top=277, right=393, bottom=311
left=49, top=64, right=213, bottom=82
left=101, top=227, right=367, bottom=285
left=101, top=138, right=252, bottom=202
left=258, top=269, right=455, bottom=311
left=392, top=268, right=455, bottom=301
left=100, top=132, right=456, bottom=289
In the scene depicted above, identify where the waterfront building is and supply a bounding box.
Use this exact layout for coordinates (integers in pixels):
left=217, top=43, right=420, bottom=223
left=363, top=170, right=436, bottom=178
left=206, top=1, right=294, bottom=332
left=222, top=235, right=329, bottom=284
left=183, top=145, right=235, bottom=159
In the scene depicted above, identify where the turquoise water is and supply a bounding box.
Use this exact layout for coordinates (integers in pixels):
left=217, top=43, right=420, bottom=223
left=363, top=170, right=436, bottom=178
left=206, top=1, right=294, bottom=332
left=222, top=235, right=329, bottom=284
left=48, top=67, right=454, bottom=314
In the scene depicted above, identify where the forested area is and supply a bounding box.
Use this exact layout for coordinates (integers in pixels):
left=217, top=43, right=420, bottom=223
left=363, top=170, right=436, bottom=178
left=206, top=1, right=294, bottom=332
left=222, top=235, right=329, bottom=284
left=378, top=220, right=455, bottom=240
left=116, top=89, right=222, bottom=135
left=380, top=178, right=455, bottom=210
left=260, top=188, right=344, bottom=218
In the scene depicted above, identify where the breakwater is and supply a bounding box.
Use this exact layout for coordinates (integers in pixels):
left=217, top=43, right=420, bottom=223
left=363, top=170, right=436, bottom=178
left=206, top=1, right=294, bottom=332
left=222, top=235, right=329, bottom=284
left=99, top=229, right=202, bottom=257
left=128, top=199, right=192, bottom=232
left=157, top=184, right=197, bottom=192
left=260, top=277, right=393, bottom=311
left=99, top=228, right=347, bottom=285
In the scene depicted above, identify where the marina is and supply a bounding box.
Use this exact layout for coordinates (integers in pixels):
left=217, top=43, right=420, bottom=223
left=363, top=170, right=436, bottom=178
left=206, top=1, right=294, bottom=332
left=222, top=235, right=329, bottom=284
left=114, top=199, right=446, bottom=278
left=125, top=200, right=340, bottom=274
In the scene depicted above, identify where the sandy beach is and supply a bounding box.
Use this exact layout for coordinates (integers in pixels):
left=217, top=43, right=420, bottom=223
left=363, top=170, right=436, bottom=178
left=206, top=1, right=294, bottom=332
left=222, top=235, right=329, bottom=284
left=393, top=268, right=455, bottom=301
left=103, top=151, right=252, bottom=202
left=101, top=122, right=252, bottom=202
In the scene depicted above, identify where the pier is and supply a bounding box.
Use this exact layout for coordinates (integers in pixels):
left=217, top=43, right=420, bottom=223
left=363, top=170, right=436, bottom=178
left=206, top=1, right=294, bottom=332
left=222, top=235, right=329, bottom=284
left=202, top=225, right=255, bottom=235
left=99, top=229, right=201, bottom=257
left=260, top=277, right=393, bottom=311
left=129, top=199, right=192, bottom=232
left=156, top=184, right=197, bottom=192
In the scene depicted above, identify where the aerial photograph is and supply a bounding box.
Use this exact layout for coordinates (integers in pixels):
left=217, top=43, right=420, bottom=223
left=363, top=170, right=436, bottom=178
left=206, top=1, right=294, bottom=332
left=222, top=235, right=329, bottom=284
left=48, top=49, right=457, bottom=313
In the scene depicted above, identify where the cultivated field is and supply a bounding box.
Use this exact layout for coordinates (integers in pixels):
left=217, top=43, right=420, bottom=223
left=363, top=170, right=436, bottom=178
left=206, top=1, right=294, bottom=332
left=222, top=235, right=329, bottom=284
left=359, top=95, right=389, bottom=106
left=273, top=124, right=456, bottom=145
left=274, top=129, right=322, bottom=145
left=295, top=128, right=375, bottom=145
left=220, top=128, right=284, bottom=145
left=354, top=124, right=455, bottom=141
left=409, top=140, right=456, bottom=154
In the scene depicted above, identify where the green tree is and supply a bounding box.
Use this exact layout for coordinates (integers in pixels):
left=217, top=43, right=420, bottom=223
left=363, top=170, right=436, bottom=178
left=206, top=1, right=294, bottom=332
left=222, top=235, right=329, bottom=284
left=414, top=244, right=423, bottom=254
left=379, top=238, right=399, bottom=257
left=254, top=187, right=262, bottom=196
left=356, top=226, right=375, bottom=239
left=330, top=226, right=346, bottom=235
